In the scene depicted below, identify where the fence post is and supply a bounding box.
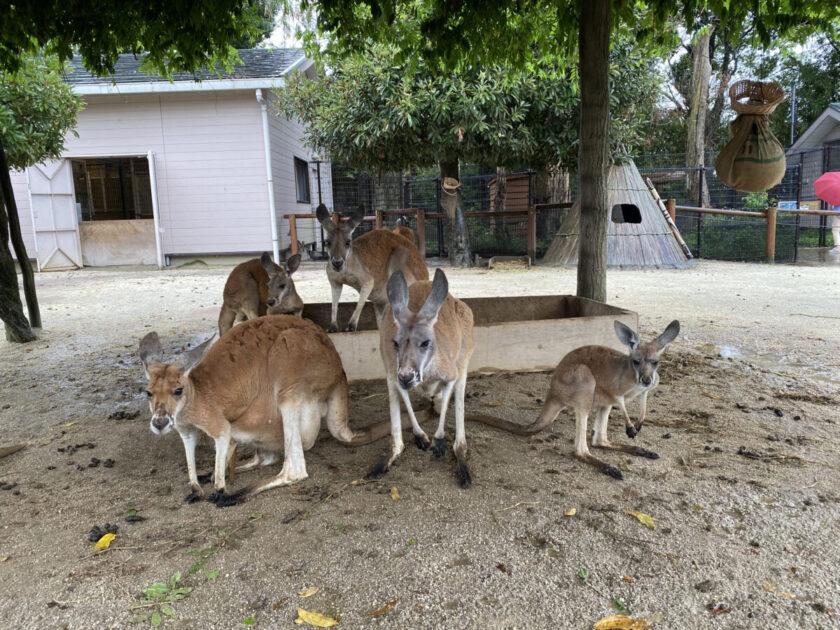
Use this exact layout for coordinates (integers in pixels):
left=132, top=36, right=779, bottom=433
left=416, top=208, right=426, bottom=258
left=765, top=207, right=777, bottom=264
left=527, top=208, right=536, bottom=261
left=289, top=216, right=298, bottom=255
left=375, top=210, right=383, bottom=230
left=665, top=199, right=676, bottom=223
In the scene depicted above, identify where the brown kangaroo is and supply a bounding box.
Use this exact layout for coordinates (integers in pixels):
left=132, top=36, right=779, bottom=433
left=470, top=320, right=680, bottom=480
left=139, top=316, right=391, bottom=507
left=316, top=204, right=428, bottom=332
left=218, top=252, right=302, bottom=336
left=368, top=269, right=476, bottom=488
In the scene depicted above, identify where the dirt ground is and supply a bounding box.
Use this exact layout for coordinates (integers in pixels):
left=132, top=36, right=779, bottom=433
left=1, top=258, right=839, bottom=629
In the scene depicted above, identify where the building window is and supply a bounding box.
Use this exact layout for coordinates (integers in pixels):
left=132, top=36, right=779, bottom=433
left=71, top=157, right=153, bottom=221
left=294, top=157, right=310, bottom=203
left=611, top=203, right=642, bottom=224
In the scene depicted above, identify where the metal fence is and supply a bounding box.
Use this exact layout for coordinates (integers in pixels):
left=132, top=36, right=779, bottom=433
left=328, top=146, right=839, bottom=262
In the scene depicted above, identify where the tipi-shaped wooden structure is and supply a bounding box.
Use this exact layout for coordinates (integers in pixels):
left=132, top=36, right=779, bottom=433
left=542, top=160, right=692, bottom=268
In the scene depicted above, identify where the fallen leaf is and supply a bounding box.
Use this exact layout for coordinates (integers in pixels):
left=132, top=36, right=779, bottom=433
left=0, top=444, right=26, bottom=459
left=711, top=604, right=732, bottom=615
left=241, top=618, right=256, bottom=625
left=762, top=581, right=798, bottom=600
left=622, top=575, right=635, bottom=583
left=350, top=479, right=366, bottom=486
left=0, top=556, right=8, bottom=562
left=93, top=533, right=116, bottom=551
left=369, top=600, right=397, bottom=617
left=564, top=508, right=577, bottom=517
left=592, top=614, right=650, bottom=629
left=700, top=391, right=720, bottom=400
left=625, top=511, right=656, bottom=530
left=496, top=563, right=511, bottom=575
left=390, top=486, right=399, bottom=501
left=484, top=402, right=503, bottom=407
left=294, top=608, right=339, bottom=627
left=298, top=586, right=320, bottom=598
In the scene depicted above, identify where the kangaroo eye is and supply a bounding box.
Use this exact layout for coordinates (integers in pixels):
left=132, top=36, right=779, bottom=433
left=345, top=240, right=351, bottom=247
left=420, top=340, right=430, bottom=348
left=632, top=359, right=641, bottom=366
left=393, top=339, right=399, bottom=349
left=651, top=360, right=659, bottom=367
left=143, top=390, right=152, bottom=398
left=173, top=388, right=183, bottom=396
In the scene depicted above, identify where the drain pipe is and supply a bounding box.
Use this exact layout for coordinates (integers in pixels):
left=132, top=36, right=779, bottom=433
left=256, top=88, right=280, bottom=263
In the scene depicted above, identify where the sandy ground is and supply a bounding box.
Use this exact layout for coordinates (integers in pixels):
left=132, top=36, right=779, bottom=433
left=1, top=258, right=839, bottom=629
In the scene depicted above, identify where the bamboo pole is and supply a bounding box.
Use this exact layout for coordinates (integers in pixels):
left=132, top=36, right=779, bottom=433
left=644, top=178, right=693, bottom=259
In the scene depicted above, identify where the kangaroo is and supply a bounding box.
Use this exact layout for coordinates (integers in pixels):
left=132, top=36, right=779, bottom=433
left=316, top=204, right=428, bottom=332
left=218, top=252, right=303, bottom=335
left=470, top=320, right=680, bottom=480
left=139, top=316, right=391, bottom=507
left=368, top=268, right=476, bottom=488
left=391, top=225, right=415, bottom=244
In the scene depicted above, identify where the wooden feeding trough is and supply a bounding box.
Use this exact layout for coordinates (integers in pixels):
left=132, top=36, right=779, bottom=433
left=301, top=296, right=638, bottom=383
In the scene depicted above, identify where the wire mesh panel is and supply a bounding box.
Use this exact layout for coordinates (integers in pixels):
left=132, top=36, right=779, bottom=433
left=675, top=211, right=797, bottom=263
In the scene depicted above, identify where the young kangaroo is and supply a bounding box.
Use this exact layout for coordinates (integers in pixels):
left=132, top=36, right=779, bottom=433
left=139, top=316, right=391, bottom=507
left=368, top=269, right=476, bottom=488
left=470, top=320, right=679, bottom=480
left=218, top=252, right=302, bottom=336
left=316, top=204, right=428, bottom=332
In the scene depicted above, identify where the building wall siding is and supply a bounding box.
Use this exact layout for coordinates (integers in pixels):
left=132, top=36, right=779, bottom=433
left=8, top=170, right=36, bottom=259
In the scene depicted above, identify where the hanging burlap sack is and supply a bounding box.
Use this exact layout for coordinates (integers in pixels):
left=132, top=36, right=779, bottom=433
left=714, top=80, right=786, bottom=193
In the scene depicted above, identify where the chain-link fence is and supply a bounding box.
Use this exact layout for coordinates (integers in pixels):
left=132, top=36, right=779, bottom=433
left=326, top=146, right=839, bottom=262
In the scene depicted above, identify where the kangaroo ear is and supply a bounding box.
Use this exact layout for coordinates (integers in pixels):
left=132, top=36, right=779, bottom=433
left=614, top=320, right=640, bottom=350
left=386, top=271, right=410, bottom=322
left=655, top=320, right=680, bottom=349
left=139, top=332, right=164, bottom=376
left=346, top=205, right=364, bottom=231
left=418, top=268, right=448, bottom=324
left=176, top=333, right=217, bottom=374
left=285, top=253, right=301, bottom=275
left=315, top=204, right=331, bottom=227
left=260, top=252, right=278, bottom=275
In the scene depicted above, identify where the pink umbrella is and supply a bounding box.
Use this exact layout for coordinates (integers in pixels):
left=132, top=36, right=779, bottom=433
left=814, top=171, right=840, bottom=207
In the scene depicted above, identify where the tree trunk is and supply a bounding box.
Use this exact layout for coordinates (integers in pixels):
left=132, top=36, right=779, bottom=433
left=493, top=165, right=507, bottom=240
left=686, top=26, right=714, bottom=208
left=0, top=138, right=41, bottom=329
left=439, top=160, right=472, bottom=267
left=576, top=0, right=611, bottom=302
left=0, top=198, right=36, bottom=342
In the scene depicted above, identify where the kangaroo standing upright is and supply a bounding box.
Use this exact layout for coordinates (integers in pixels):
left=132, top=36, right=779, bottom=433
left=139, top=316, right=391, bottom=506
left=316, top=204, right=428, bottom=332
left=369, top=269, right=476, bottom=488
left=470, top=320, right=680, bottom=480
left=218, top=252, right=303, bottom=335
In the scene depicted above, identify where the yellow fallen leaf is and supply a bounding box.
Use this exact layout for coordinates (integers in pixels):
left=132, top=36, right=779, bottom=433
left=484, top=402, right=503, bottom=407
left=700, top=390, right=721, bottom=400
left=93, top=533, right=115, bottom=551
left=390, top=486, right=400, bottom=500
left=0, top=556, right=8, bottom=562
left=64, top=422, right=76, bottom=427
left=593, top=614, right=650, bottom=630
left=294, top=608, right=339, bottom=627
left=298, top=586, right=320, bottom=598
left=622, top=575, right=635, bottom=583
left=763, top=580, right=799, bottom=600
left=626, top=511, right=656, bottom=530
left=564, top=508, right=576, bottom=517
left=350, top=479, right=366, bottom=486
left=369, top=600, right=397, bottom=616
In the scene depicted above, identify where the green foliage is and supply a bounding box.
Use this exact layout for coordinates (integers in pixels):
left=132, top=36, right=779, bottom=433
left=0, top=0, right=271, bottom=77
left=0, top=54, right=82, bottom=170
left=277, top=37, right=661, bottom=173
left=228, top=0, right=284, bottom=48
left=741, top=191, right=776, bottom=211
left=130, top=572, right=193, bottom=626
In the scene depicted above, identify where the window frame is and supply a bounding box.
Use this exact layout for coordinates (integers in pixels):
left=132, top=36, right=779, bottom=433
left=294, top=157, right=311, bottom=204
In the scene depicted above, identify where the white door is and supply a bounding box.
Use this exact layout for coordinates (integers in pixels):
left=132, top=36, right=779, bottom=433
left=27, top=160, right=82, bottom=270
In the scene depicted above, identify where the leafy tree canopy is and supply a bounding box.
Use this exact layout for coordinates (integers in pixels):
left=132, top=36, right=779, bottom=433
left=277, top=37, right=662, bottom=172
left=0, top=55, right=83, bottom=170
left=0, top=0, right=273, bottom=77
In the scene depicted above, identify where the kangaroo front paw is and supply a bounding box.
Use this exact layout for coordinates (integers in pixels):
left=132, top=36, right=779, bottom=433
left=625, top=425, right=638, bottom=439
left=432, top=438, right=447, bottom=458
left=343, top=323, right=357, bottom=332
left=366, top=456, right=390, bottom=480
left=634, top=447, right=660, bottom=459
left=206, top=490, right=238, bottom=507
left=327, top=324, right=339, bottom=333
left=414, top=434, right=431, bottom=450
left=601, top=465, right=624, bottom=480
left=184, top=491, right=202, bottom=504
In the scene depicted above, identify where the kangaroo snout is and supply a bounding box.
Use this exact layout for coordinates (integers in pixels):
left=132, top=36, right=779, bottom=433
left=641, top=375, right=653, bottom=386
left=331, top=258, right=345, bottom=271
left=266, top=298, right=277, bottom=307
left=398, top=369, right=419, bottom=390
left=150, top=414, right=173, bottom=435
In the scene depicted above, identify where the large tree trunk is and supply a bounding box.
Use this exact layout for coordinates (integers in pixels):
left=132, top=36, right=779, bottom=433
left=439, top=160, right=472, bottom=267
left=0, top=138, right=41, bottom=331
left=0, top=198, right=36, bottom=343
left=576, top=0, right=611, bottom=302
left=686, top=26, right=714, bottom=207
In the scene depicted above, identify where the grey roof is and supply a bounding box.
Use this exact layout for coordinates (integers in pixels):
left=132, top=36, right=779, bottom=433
left=63, top=48, right=305, bottom=85
left=831, top=103, right=840, bottom=113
